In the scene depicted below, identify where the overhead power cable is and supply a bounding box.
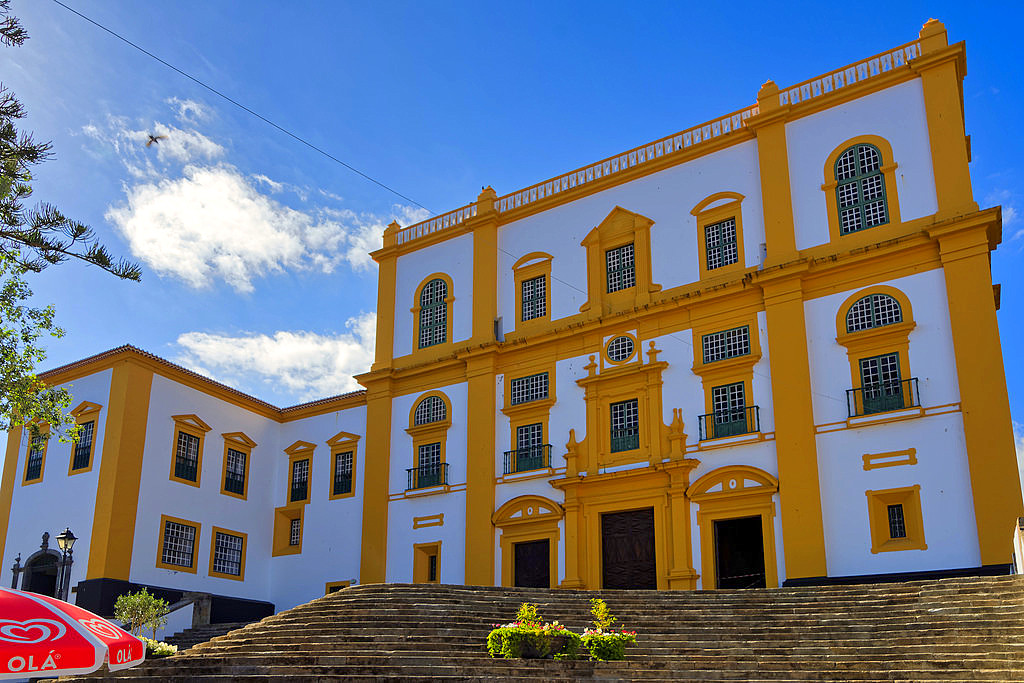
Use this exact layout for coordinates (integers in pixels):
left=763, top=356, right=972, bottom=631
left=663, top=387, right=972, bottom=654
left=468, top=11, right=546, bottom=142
left=50, top=0, right=432, bottom=212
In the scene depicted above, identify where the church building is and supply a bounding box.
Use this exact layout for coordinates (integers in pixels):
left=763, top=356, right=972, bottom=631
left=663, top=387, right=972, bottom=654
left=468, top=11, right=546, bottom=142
left=1, top=19, right=1020, bottom=620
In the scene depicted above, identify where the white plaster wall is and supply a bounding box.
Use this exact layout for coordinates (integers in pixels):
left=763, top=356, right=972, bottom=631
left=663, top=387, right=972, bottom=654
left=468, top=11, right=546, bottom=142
left=393, top=232, right=474, bottom=357
left=385, top=491, right=466, bottom=584
left=816, top=412, right=980, bottom=576
left=2, top=369, right=112, bottom=596
left=496, top=140, right=764, bottom=331
left=268, top=405, right=367, bottom=611
left=130, top=374, right=281, bottom=603
left=787, top=79, right=938, bottom=250
left=804, top=269, right=960, bottom=425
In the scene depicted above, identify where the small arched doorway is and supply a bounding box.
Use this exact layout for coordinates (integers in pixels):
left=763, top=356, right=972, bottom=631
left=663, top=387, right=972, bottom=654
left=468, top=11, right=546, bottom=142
left=22, top=551, right=60, bottom=597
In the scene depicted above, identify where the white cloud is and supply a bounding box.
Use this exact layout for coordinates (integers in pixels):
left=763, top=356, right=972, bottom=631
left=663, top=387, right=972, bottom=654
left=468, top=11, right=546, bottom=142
left=81, top=114, right=224, bottom=171
left=167, top=97, right=210, bottom=124
left=175, top=313, right=376, bottom=402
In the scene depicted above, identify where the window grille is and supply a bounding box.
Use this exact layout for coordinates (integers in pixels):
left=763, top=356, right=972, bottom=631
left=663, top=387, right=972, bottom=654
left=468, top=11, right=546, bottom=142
left=224, top=448, right=246, bottom=495
left=835, top=144, right=888, bottom=234
left=846, top=294, right=903, bottom=332
left=521, top=275, right=546, bottom=321
left=606, top=336, right=635, bottom=362
left=605, top=243, right=636, bottom=293
left=712, top=383, right=747, bottom=426
left=705, top=217, right=738, bottom=270
left=887, top=504, right=907, bottom=539
left=289, top=518, right=302, bottom=546
left=290, top=458, right=309, bottom=502
left=413, top=395, right=447, bottom=425
left=212, top=531, right=243, bottom=576
left=72, top=421, right=94, bottom=471
left=702, top=326, right=750, bottom=364
left=859, top=353, right=903, bottom=414
left=516, top=423, right=544, bottom=451
left=25, top=433, right=45, bottom=480
left=418, top=278, right=448, bottom=348
left=174, top=431, right=200, bottom=482
left=161, top=520, right=196, bottom=568
left=333, top=451, right=353, bottom=495
left=510, top=372, right=549, bottom=405
left=609, top=399, right=639, bottom=452
left=418, top=442, right=442, bottom=471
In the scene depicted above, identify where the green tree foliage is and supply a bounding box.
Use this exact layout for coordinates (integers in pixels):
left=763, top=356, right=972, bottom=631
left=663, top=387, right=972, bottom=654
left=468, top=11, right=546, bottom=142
left=0, top=1, right=141, bottom=438
left=114, top=588, right=169, bottom=640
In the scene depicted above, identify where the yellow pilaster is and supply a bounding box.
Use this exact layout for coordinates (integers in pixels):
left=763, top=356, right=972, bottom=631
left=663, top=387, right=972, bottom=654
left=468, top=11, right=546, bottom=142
left=0, top=426, right=23, bottom=564
left=666, top=463, right=699, bottom=589
left=358, top=374, right=393, bottom=583
left=463, top=353, right=496, bottom=585
left=914, top=19, right=978, bottom=220
left=757, top=271, right=828, bottom=580
left=929, top=214, right=1023, bottom=564
left=559, top=485, right=585, bottom=588
left=750, top=80, right=798, bottom=266
left=87, top=360, right=153, bottom=580
left=470, top=187, right=499, bottom=345
left=370, top=223, right=399, bottom=370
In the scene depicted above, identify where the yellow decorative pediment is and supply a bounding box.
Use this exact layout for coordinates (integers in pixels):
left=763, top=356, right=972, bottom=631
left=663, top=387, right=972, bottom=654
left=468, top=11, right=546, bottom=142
left=326, top=430, right=361, bottom=447
left=284, top=440, right=316, bottom=457
left=171, top=414, right=211, bottom=433
left=222, top=431, right=257, bottom=448
left=70, top=401, right=102, bottom=419
left=687, top=465, right=778, bottom=502
left=492, top=495, right=564, bottom=527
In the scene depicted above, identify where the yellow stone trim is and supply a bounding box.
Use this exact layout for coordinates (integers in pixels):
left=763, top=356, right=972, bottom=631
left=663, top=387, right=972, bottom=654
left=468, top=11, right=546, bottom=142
left=690, top=316, right=762, bottom=420
left=271, top=505, right=303, bottom=556
left=87, top=360, right=153, bottom=580
left=359, top=382, right=393, bottom=584
left=579, top=206, right=661, bottom=317
left=865, top=485, right=927, bottom=553
left=493, top=495, right=563, bottom=588
left=371, top=222, right=400, bottom=370
left=512, top=252, right=553, bottom=331
left=21, top=424, right=49, bottom=485
left=219, top=432, right=256, bottom=500
left=863, top=448, right=917, bottom=471
left=821, top=135, right=902, bottom=243
left=155, top=514, right=200, bottom=574
left=0, top=426, right=23, bottom=563
left=208, top=526, right=247, bottom=582
left=413, top=513, right=444, bottom=529
left=689, top=465, right=779, bottom=589
left=284, top=440, right=315, bottom=505
left=169, top=415, right=211, bottom=488
left=502, top=363, right=556, bottom=461
left=68, top=401, right=102, bottom=475
left=750, top=80, right=797, bottom=265
left=413, top=541, right=441, bottom=584
left=601, top=331, right=639, bottom=367
left=410, top=272, right=456, bottom=356
left=692, top=192, right=747, bottom=282
left=327, top=430, right=360, bottom=501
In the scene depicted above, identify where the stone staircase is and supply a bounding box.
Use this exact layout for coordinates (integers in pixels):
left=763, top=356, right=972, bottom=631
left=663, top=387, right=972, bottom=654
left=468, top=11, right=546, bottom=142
left=164, top=621, right=252, bottom=651
left=64, top=575, right=1024, bottom=681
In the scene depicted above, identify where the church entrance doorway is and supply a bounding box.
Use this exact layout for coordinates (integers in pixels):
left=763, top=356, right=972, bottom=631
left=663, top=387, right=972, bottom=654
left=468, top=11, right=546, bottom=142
left=23, top=553, right=59, bottom=597
left=513, top=539, right=550, bottom=588
left=713, top=515, right=766, bottom=589
left=601, top=508, right=656, bottom=589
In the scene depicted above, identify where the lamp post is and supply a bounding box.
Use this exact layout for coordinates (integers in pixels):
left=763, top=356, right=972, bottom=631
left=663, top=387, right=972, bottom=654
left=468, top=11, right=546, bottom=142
left=55, top=528, right=77, bottom=602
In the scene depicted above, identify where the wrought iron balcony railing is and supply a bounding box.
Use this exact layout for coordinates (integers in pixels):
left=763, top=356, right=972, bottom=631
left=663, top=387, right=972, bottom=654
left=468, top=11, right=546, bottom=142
left=610, top=427, right=640, bottom=453
left=503, top=444, right=551, bottom=475
left=407, top=463, right=449, bottom=490
left=174, top=459, right=197, bottom=482
left=290, top=480, right=308, bottom=502
left=223, top=471, right=245, bottom=495
left=698, top=405, right=760, bottom=441
left=847, top=378, right=919, bottom=417
left=333, top=473, right=352, bottom=496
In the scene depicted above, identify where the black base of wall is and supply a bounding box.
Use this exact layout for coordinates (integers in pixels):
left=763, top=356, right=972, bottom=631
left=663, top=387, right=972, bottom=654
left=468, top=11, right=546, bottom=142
left=74, top=577, right=274, bottom=623
left=782, top=563, right=1014, bottom=588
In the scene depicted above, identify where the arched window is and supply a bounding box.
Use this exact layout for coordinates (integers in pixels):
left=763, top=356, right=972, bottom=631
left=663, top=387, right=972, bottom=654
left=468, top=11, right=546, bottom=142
left=414, top=395, right=447, bottom=425
left=845, top=293, right=903, bottom=333
left=418, top=278, right=448, bottom=348
left=835, top=144, right=888, bottom=234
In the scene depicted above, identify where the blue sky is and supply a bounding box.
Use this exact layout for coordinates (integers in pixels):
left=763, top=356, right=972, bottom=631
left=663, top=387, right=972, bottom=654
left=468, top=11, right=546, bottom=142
left=2, top=1, right=1022, bottom=450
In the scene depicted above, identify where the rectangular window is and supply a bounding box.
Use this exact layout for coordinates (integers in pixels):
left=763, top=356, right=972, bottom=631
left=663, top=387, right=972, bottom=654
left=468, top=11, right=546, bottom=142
left=174, top=431, right=200, bottom=482
left=704, top=217, right=738, bottom=271
left=711, top=382, right=747, bottom=437
left=702, top=326, right=750, bottom=364
left=71, top=421, right=95, bottom=471
left=290, top=458, right=309, bottom=502
left=521, top=275, right=547, bottom=321
left=289, top=518, right=302, bottom=546
left=224, top=448, right=246, bottom=496
left=416, top=443, right=443, bottom=488
left=514, top=423, right=546, bottom=472
left=428, top=554, right=438, bottom=582
left=333, top=451, right=353, bottom=496
left=887, top=504, right=907, bottom=539
left=161, top=520, right=197, bottom=569
left=510, top=372, right=549, bottom=405
left=609, top=399, right=639, bottom=452
left=212, top=531, right=244, bottom=576
left=25, top=433, right=45, bottom=481
left=605, top=243, right=636, bottom=293
left=859, top=353, right=903, bottom=414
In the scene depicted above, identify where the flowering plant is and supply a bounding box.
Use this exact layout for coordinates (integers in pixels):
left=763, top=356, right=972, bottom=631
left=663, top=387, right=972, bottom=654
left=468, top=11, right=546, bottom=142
left=486, top=603, right=582, bottom=660
left=579, top=599, right=637, bottom=661
left=141, top=636, right=178, bottom=658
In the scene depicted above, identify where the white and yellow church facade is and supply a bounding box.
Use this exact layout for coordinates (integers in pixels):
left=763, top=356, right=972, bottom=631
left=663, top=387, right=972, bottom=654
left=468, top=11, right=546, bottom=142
left=1, top=20, right=1021, bottom=619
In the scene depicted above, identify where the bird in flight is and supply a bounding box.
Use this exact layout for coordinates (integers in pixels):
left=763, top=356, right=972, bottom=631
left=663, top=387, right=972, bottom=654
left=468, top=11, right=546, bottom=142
left=145, top=134, right=168, bottom=147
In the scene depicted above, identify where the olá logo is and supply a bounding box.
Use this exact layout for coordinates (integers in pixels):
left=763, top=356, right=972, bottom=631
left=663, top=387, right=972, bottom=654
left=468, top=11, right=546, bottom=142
left=0, top=618, right=67, bottom=644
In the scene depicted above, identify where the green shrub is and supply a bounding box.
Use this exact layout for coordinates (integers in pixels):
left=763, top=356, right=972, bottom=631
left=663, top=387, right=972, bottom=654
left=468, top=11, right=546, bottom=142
left=486, top=603, right=581, bottom=660
left=581, top=598, right=637, bottom=661
left=113, top=589, right=169, bottom=639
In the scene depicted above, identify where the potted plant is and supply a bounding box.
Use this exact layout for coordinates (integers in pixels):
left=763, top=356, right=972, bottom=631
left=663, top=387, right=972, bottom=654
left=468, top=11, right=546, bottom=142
left=580, top=598, right=637, bottom=661
left=487, top=603, right=581, bottom=660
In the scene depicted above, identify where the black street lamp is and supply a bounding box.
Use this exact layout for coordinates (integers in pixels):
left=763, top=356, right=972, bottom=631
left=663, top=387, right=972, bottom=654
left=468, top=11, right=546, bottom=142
left=55, top=528, right=77, bottom=601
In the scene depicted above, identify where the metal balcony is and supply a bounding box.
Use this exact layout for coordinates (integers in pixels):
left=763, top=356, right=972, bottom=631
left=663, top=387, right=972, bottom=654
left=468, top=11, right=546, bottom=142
left=698, top=405, right=760, bottom=441
left=407, top=462, right=449, bottom=490
left=847, top=378, right=919, bottom=417
left=503, top=445, right=551, bottom=475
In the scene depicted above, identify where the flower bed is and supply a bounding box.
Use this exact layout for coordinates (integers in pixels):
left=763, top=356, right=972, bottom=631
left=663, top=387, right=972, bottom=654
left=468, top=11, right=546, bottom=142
left=486, top=598, right=636, bottom=661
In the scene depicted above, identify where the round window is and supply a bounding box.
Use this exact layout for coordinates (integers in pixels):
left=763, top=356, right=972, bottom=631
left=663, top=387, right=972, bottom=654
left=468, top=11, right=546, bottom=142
left=606, top=335, right=635, bottom=362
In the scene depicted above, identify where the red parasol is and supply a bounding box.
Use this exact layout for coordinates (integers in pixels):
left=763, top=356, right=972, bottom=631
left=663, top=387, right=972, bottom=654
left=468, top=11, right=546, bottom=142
left=0, top=586, right=145, bottom=678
